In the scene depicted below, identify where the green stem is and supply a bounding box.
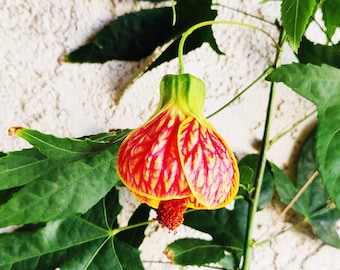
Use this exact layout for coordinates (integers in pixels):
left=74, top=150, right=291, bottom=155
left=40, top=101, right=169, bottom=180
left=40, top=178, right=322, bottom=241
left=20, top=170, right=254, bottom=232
left=254, top=218, right=306, bottom=247
left=109, top=220, right=153, bottom=237
left=242, top=28, right=286, bottom=270
left=214, top=3, right=276, bottom=26
left=269, top=108, right=317, bottom=145
left=171, top=0, right=176, bottom=26
left=207, top=66, right=274, bottom=119
left=311, top=15, right=340, bottom=52
left=178, top=20, right=280, bottom=75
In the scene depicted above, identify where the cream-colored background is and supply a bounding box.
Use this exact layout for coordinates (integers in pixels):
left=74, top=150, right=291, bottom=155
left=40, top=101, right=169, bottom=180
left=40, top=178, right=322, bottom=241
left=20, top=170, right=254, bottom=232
left=1, top=0, right=339, bottom=269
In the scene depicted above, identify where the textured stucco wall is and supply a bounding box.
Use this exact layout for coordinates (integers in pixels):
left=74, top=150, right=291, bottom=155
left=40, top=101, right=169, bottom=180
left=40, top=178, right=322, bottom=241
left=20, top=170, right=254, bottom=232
left=1, top=0, right=339, bottom=269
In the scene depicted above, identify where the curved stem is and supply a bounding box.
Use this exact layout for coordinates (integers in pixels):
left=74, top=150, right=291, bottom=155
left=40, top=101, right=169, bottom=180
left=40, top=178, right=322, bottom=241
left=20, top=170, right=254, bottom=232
left=311, top=15, right=340, bottom=52
left=242, top=29, right=286, bottom=270
left=207, top=66, right=274, bottom=119
left=254, top=217, right=306, bottom=247
left=178, top=20, right=280, bottom=74
left=171, top=0, right=176, bottom=26
left=269, top=108, right=317, bottom=145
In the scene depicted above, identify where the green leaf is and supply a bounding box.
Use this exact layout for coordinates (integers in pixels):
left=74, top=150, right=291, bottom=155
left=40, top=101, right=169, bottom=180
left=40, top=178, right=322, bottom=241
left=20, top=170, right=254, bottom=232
left=165, top=238, right=225, bottom=266
left=238, top=154, right=275, bottom=210
left=66, top=7, right=173, bottom=62
left=80, top=129, right=131, bottom=144
left=148, top=20, right=223, bottom=71
left=69, top=237, right=144, bottom=270
left=81, top=187, right=122, bottom=229
left=321, top=0, right=340, bottom=38
left=0, top=216, right=108, bottom=268
left=184, top=199, right=248, bottom=265
left=271, top=129, right=326, bottom=215
left=59, top=188, right=143, bottom=270
left=0, top=188, right=145, bottom=269
left=117, top=203, right=150, bottom=248
left=0, top=143, right=121, bottom=227
left=0, top=187, right=20, bottom=205
left=12, top=128, right=126, bottom=162
left=271, top=127, right=340, bottom=248
left=44, top=240, right=107, bottom=270
left=297, top=37, right=340, bottom=68
left=148, top=26, right=213, bottom=71
left=266, top=63, right=340, bottom=105
left=0, top=148, right=57, bottom=190
left=63, top=190, right=144, bottom=270
left=266, top=63, right=340, bottom=210
left=66, top=0, right=221, bottom=65
left=0, top=130, right=129, bottom=190
left=112, top=238, right=144, bottom=270
left=281, top=0, right=316, bottom=52
left=147, top=0, right=223, bottom=70
left=239, top=166, right=254, bottom=185
left=308, top=208, right=340, bottom=248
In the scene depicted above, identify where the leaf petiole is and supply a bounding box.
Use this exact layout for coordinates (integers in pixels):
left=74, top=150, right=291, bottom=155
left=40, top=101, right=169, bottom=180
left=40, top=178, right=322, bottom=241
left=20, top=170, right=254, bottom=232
left=108, top=220, right=154, bottom=237
left=171, top=0, right=176, bottom=26
left=254, top=218, right=306, bottom=247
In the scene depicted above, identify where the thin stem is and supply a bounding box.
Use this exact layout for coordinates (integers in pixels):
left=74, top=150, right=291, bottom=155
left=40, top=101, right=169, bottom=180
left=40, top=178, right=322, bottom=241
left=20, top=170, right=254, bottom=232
left=311, top=15, right=340, bottom=53
left=171, top=0, right=176, bottom=26
left=178, top=20, right=280, bottom=74
left=207, top=66, right=274, bottom=119
left=242, top=81, right=277, bottom=270
left=255, top=170, right=319, bottom=244
left=214, top=3, right=276, bottom=26
left=254, top=218, right=306, bottom=247
left=242, top=29, right=286, bottom=270
left=269, top=108, right=317, bottom=145
left=109, top=220, right=153, bottom=237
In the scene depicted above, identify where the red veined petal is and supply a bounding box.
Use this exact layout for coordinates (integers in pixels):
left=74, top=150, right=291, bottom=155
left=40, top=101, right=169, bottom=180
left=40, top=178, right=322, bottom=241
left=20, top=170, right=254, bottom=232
left=178, top=118, right=239, bottom=208
left=117, top=109, right=192, bottom=201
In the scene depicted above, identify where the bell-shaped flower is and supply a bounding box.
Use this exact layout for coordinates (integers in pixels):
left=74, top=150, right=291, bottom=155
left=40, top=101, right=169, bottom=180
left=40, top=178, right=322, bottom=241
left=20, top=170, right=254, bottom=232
left=117, top=74, right=239, bottom=231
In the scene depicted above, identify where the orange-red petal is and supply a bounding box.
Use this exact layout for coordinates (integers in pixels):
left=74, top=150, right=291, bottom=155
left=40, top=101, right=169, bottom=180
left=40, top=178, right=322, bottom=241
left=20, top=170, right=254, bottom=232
left=117, top=109, right=192, bottom=201
left=178, top=118, right=239, bottom=208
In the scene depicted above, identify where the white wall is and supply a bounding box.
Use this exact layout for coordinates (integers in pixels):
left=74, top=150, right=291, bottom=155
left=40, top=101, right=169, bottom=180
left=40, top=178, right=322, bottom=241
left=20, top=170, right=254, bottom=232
left=1, top=0, right=339, bottom=269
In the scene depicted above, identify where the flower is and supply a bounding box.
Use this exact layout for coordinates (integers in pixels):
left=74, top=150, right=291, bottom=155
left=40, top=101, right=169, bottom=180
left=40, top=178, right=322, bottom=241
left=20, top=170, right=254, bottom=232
left=117, top=74, right=239, bottom=231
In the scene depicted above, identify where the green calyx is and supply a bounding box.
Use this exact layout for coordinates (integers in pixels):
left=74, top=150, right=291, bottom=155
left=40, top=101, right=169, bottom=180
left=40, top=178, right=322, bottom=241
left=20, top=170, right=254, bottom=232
left=156, top=74, right=206, bottom=120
